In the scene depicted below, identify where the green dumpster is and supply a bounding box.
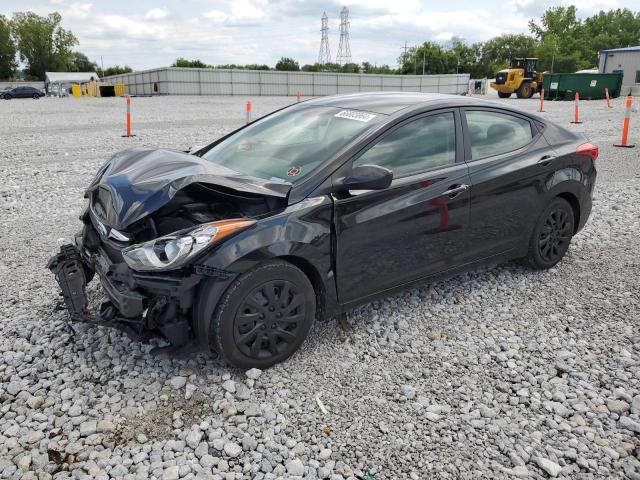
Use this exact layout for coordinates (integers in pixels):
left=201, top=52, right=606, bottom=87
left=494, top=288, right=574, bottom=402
left=542, top=73, right=623, bottom=100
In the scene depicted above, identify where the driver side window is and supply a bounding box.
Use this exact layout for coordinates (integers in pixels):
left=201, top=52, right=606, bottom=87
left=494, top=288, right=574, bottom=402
left=353, top=112, right=456, bottom=178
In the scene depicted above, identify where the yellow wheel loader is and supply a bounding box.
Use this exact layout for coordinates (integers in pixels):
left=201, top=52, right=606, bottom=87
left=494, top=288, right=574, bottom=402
left=490, top=58, right=544, bottom=99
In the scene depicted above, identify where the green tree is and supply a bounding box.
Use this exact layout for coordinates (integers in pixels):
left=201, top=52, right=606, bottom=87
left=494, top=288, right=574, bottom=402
left=0, top=15, right=17, bottom=79
left=361, top=62, right=396, bottom=74
left=215, top=64, right=270, bottom=70
left=529, top=6, right=590, bottom=72
left=99, top=65, right=133, bottom=77
left=582, top=9, right=640, bottom=64
left=301, top=63, right=320, bottom=72
left=172, top=58, right=210, bottom=68
left=69, top=51, right=97, bottom=71
left=400, top=42, right=456, bottom=75
left=275, top=57, right=299, bottom=71
left=11, top=11, right=78, bottom=80
left=481, top=34, right=538, bottom=72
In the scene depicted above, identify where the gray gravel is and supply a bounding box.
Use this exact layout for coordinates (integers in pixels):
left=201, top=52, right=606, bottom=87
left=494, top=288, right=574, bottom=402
left=1, top=93, right=639, bottom=479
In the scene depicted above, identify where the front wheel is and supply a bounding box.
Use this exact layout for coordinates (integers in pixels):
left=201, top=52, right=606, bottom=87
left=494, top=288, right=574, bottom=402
left=516, top=82, right=534, bottom=98
left=3, top=94, right=11, bottom=100
left=32, top=94, right=40, bottom=99
left=522, top=197, right=574, bottom=270
left=497, top=91, right=511, bottom=98
left=205, top=260, right=316, bottom=369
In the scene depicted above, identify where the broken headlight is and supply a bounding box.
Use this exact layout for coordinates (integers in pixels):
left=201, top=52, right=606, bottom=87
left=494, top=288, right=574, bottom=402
left=122, top=219, right=256, bottom=272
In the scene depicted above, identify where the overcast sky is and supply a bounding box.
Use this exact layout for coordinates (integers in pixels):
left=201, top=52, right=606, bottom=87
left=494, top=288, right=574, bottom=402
left=2, top=0, right=636, bottom=70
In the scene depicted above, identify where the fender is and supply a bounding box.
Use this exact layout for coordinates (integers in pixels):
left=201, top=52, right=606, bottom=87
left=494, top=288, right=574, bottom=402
left=544, top=162, right=596, bottom=233
left=196, top=195, right=340, bottom=319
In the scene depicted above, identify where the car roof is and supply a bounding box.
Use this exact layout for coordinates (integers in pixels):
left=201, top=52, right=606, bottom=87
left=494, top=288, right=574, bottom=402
left=303, top=91, right=537, bottom=117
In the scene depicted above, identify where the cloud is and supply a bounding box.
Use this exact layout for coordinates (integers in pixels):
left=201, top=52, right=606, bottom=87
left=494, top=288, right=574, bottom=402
left=6, top=0, right=636, bottom=72
left=204, top=10, right=228, bottom=22
left=145, top=8, right=168, bottom=20
left=204, top=0, right=268, bottom=26
left=510, top=0, right=620, bottom=18
left=65, top=2, right=93, bottom=19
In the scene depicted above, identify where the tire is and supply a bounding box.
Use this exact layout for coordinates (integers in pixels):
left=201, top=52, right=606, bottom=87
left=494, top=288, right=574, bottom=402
left=4, top=94, right=11, bottom=100
left=32, top=94, right=39, bottom=99
left=516, top=82, right=534, bottom=99
left=522, top=197, right=575, bottom=270
left=497, top=91, right=511, bottom=98
left=206, top=260, right=316, bottom=369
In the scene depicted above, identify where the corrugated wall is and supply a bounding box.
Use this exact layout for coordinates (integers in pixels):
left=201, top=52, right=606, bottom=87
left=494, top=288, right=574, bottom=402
left=104, top=68, right=470, bottom=97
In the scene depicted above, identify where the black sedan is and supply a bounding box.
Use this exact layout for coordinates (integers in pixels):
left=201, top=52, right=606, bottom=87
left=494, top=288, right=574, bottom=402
left=49, top=93, right=597, bottom=368
left=2, top=85, right=45, bottom=99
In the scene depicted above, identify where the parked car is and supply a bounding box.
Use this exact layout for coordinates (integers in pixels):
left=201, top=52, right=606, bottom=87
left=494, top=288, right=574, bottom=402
left=49, top=92, right=597, bottom=368
left=2, top=86, right=45, bottom=99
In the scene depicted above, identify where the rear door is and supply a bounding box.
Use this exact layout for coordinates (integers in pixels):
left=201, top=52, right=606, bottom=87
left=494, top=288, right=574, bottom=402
left=461, top=108, right=555, bottom=260
left=333, top=109, right=471, bottom=305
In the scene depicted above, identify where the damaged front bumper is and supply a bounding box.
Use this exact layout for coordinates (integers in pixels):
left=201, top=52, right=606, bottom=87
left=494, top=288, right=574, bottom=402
left=47, top=239, right=210, bottom=347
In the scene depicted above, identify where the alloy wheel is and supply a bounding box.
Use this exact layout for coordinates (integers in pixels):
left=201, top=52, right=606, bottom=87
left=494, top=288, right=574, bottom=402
left=538, top=208, right=571, bottom=263
left=233, top=280, right=305, bottom=359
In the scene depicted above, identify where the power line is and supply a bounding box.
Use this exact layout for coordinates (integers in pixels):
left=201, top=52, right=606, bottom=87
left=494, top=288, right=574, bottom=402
left=400, top=41, right=408, bottom=69
left=336, top=7, right=352, bottom=66
left=318, top=12, right=332, bottom=65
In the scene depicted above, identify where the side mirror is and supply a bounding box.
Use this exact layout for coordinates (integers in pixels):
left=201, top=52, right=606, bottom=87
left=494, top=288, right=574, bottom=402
left=339, top=164, right=393, bottom=191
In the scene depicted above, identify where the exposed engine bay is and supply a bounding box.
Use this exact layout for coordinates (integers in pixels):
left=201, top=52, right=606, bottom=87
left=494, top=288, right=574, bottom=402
left=110, top=183, right=285, bottom=244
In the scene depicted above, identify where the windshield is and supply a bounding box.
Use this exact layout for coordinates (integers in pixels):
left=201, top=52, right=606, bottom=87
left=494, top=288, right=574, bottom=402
left=200, top=105, right=381, bottom=182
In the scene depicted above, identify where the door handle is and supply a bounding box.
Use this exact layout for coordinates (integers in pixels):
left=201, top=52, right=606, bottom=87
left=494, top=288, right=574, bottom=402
left=538, top=154, right=556, bottom=166
left=441, top=184, right=470, bottom=198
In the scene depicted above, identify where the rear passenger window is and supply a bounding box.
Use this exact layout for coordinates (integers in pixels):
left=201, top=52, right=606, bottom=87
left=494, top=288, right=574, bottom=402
left=465, top=110, right=533, bottom=159
left=354, top=112, right=456, bottom=177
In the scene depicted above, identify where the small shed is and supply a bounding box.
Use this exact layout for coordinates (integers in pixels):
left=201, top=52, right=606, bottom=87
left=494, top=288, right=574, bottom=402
left=598, top=46, right=640, bottom=95
left=45, top=72, right=100, bottom=95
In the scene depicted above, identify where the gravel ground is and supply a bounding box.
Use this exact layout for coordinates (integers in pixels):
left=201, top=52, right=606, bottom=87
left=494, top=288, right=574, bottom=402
left=1, top=93, right=639, bottom=480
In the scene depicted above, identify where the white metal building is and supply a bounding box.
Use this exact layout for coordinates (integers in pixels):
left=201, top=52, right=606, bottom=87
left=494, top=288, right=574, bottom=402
left=103, top=67, right=470, bottom=97
left=598, top=47, right=640, bottom=96
left=44, top=71, right=100, bottom=95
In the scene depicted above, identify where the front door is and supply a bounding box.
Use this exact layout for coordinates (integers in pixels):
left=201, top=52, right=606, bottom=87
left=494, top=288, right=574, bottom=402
left=333, top=109, right=471, bottom=305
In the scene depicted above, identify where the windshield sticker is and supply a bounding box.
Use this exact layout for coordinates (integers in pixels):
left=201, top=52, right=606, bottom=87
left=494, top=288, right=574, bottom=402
left=335, top=110, right=377, bottom=122
left=270, top=176, right=286, bottom=183
left=287, top=166, right=302, bottom=177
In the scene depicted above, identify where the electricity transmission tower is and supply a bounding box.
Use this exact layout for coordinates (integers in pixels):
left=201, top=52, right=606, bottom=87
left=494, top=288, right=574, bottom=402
left=336, top=7, right=352, bottom=65
left=317, top=12, right=332, bottom=65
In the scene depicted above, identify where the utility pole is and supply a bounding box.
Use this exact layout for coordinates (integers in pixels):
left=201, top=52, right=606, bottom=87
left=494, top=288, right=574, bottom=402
left=422, top=51, right=426, bottom=75
left=414, top=48, right=417, bottom=75
left=400, top=41, right=408, bottom=69
left=100, top=56, right=104, bottom=74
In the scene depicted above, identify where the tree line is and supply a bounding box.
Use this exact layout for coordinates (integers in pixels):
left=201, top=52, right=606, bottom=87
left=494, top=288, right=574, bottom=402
left=0, top=12, right=132, bottom=80
left=1, top=6, right=638, bottom=81
left=173, top=6, right=639, bottom=77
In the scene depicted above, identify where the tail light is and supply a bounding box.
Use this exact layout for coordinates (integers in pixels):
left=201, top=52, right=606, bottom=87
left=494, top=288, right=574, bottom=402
left=576, top=143, right=598, bottom=161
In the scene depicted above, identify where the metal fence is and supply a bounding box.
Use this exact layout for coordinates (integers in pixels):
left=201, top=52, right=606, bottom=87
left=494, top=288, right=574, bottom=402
left=104, top=68, right=470, bottom=97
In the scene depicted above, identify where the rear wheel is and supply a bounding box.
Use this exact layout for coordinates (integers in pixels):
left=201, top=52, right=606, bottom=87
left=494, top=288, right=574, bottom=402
left=497, top=91, right=511, bottom=98
left=206, top=260, right=316, bottom=369
left=516, top=82, right=534, bottom=99
left=522, top=197, right=574, bottom=270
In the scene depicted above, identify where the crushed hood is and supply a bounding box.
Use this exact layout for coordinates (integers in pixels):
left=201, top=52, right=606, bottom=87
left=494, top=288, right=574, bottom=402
left=86, top=147, right=291, bottom=230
